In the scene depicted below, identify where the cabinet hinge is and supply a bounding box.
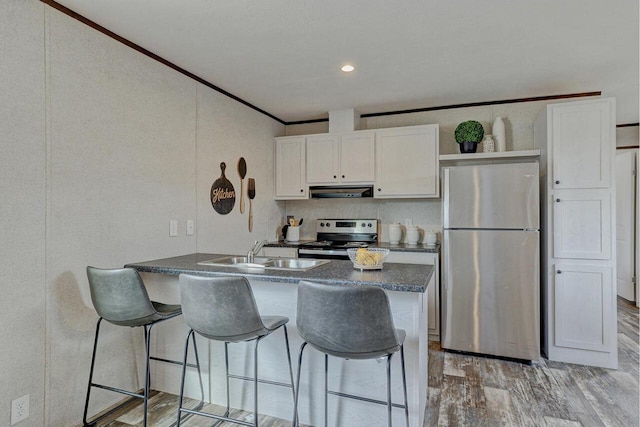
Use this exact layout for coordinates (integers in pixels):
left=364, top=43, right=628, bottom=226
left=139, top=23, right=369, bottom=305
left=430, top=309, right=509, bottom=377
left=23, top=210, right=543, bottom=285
left=633, top=276, right=636, bottom=283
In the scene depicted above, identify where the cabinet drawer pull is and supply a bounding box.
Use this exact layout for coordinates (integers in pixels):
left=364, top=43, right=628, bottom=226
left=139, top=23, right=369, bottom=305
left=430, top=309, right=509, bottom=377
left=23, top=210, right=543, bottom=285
left=557, top=270, right=562, bottom=274
left=377, top=188, right=381, bottom=191
left=342, top=175, right=345, bottom=178
left=333, top=175, right=337, bottom=179
left=300, top=189, right=303, bottom=193
left=555, top=180, right=560, bottom=184
left=556, top=198, right=561, bottom=202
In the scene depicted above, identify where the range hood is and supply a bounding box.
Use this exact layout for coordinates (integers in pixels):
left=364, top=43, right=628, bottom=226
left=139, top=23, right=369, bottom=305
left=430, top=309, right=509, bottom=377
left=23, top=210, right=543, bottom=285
left=309, top=185, right=373, bottom=199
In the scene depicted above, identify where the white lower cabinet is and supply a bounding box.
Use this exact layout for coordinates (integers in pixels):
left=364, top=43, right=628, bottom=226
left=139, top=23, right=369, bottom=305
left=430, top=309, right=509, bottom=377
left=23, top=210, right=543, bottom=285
left=549, top=263, right=616, bottom=366
left=386, top=251, right=440, bottom=340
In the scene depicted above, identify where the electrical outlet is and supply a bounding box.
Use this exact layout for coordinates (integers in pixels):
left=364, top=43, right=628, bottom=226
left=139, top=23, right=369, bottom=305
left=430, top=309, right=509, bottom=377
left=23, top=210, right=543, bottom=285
left=11, top=394, right=29, bottom=425
left=186, top=220, right=194, bottom=236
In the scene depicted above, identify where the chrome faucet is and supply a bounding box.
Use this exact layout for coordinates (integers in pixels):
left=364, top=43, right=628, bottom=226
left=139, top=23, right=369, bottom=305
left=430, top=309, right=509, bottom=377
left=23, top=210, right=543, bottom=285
left=247, top=240, right=267, bottom=263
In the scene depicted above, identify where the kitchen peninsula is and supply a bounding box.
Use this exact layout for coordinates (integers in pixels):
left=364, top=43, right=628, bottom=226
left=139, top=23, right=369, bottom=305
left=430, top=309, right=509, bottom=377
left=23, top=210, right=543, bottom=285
left=125, top=253, right=433, bottom=427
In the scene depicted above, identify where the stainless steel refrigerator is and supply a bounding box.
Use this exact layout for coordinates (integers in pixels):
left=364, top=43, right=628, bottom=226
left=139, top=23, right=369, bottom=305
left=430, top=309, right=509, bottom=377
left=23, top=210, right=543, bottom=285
left=442, top=161, right=540, bottom=361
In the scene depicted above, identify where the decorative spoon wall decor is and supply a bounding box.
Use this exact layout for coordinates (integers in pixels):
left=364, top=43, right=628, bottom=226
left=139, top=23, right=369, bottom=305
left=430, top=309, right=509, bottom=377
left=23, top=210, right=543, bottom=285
left=247, top=178, right=255, bottom=232
left=210, top=162, right=236, bottom=215
left=238, top=157, right=247, bottom=213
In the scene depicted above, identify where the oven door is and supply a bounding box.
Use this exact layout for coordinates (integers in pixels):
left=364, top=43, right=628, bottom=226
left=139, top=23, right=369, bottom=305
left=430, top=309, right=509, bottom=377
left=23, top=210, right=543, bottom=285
left=298, top=248, right=349, bottom=260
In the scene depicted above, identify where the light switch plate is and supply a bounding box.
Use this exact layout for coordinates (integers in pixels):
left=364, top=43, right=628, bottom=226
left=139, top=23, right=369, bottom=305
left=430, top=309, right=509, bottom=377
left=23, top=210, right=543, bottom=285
left=169, top=220, right=178, bottom=237
left=186, top=220, right=194, bottom=236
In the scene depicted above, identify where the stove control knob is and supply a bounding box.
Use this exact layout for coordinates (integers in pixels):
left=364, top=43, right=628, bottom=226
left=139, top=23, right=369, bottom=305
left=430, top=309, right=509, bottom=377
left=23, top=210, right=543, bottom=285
left=368, top=223, right=372, bottom=227
left=361, top=222, right=366, bottom=227
left=326, top=222, right=331, bottom=227
left=320, top=222, right=325, bottom=227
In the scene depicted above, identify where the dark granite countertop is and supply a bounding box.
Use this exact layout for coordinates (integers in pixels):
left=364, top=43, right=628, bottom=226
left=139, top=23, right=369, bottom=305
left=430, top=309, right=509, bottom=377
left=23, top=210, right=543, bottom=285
left=264, top=240, right=440, bottom=253
left=125, top=253, right=432, bottom=293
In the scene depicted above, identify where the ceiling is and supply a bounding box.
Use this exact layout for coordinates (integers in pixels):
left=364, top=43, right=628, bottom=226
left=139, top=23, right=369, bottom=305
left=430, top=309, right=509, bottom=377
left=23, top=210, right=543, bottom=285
left=52, top=0, right=639, bottom=124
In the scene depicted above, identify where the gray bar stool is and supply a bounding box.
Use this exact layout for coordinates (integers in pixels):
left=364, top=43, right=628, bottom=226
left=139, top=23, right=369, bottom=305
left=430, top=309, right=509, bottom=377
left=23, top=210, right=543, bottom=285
left=176, top=274, right=296, bottom=427
left=83, top=266, right=203, bottom=427
left=292, top=280, right=409, bottom=427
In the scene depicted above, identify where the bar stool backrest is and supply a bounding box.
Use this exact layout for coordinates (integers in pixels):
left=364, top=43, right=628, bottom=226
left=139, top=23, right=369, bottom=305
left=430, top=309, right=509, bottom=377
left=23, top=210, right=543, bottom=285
left=86, top=266, right=157, bottom=327
left=296, top=281, right=401, bottom=359
left=179, top=274, right=267, bottom=341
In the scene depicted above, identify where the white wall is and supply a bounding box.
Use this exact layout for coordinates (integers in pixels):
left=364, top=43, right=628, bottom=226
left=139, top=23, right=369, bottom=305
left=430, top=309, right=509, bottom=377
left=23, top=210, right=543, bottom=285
left=1, top=1, right=284, bottom=426
left=0, top=1, right=46, bottom=425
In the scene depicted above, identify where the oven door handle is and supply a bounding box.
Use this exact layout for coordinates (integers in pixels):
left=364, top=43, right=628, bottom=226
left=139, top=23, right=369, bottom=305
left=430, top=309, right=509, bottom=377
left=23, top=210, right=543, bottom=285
left=298, top=249, right=348, bottom=257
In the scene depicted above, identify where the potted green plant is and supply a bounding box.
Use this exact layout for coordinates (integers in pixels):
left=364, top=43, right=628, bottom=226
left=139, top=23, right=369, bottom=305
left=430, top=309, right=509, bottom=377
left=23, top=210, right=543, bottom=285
left=454, top=120, right=484, bottom=153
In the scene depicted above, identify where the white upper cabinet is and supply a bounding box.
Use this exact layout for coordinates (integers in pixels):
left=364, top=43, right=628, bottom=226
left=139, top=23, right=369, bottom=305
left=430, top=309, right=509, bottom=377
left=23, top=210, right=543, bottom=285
left=275, top=136, right=307, bottom=199
left=306, top=132, right=375, bottom=184
left=551, top=100, right=613, bottom=189
left=375, top=124, right=439, bottom=198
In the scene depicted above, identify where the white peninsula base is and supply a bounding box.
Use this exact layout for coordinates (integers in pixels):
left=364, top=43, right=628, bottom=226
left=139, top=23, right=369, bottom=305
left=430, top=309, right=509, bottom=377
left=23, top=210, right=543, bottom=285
left=137, top=270, right=430, bottom=427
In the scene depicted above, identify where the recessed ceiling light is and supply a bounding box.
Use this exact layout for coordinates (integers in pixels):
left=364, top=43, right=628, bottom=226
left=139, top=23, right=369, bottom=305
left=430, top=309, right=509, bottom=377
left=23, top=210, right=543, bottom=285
left=341, top=64, right=355, bottom=72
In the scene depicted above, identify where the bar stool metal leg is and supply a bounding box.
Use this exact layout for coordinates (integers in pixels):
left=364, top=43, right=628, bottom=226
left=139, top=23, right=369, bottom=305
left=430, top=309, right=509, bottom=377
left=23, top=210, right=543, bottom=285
left=176, top=329, right=205, bottom=427
left=292, top=342, right=307, bottom=427
left=283, top=326, right=296, bottom=402
left=144, top=324, right=159, bottom=427
left=83, top=318, right=103, bottom=426
left=400, top=345, right=409, bottom=427
left=254, top=336, right=265, bottom=427
left=386, top=353, right=394, bottom=427
left=324, top=354, right=329, bottom=427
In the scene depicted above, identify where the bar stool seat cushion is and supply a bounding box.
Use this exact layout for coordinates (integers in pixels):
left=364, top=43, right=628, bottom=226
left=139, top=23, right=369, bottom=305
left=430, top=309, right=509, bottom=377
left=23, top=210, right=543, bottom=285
left=87, top=267, right=182, bottom=328
left=297, top=281, right=405, bottom=360
left=194, top=315, right=289, bottom=342
left=179, top=275, right=289, bottom=342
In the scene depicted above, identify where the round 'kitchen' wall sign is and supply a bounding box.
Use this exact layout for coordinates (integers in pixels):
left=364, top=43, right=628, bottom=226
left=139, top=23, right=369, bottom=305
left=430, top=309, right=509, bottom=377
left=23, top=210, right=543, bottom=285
left=210, top=162, right=236, bottom=215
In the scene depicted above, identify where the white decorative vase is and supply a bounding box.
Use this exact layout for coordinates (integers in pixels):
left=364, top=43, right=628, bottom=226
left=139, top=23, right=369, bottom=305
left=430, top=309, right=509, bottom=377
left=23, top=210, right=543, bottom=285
left=492, top=117, right=506, bottom=152
left=482, top=135, right=495, bottom=153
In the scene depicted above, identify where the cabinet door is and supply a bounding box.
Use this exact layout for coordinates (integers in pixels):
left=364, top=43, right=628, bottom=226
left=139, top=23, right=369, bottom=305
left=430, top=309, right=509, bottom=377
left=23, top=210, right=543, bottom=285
left=553, top=264, right=613, bottom=352
left=553, top=190, right=611, bottom=259
left=306, top=134, right=339, bottom=184
left=551, top=101, right=613, bottom=189
left=340, top=132, right=375, bottom=183
left=386, top=251, right=439, bottom=340
left=375, top=125, right=439, bottom=198
left=275, top=137, right=307, bottom=199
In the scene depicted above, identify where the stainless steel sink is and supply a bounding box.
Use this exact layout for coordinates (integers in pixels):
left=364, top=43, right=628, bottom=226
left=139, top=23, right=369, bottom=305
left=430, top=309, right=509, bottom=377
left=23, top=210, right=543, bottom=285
left=199, top=256, right=273, bottom=266
left=267, top=258, right=330, bottom=270
left=198, top=256, right=330, bottom=272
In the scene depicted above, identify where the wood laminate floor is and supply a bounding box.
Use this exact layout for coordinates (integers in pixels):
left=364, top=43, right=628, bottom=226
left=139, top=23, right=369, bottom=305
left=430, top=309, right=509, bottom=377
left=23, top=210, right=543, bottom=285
left=88, top=298, right=639, bottom=427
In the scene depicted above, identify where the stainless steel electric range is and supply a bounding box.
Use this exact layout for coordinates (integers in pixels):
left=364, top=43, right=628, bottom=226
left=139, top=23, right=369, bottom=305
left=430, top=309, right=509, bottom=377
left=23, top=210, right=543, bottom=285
left=297, top=219, right=378, bottom=260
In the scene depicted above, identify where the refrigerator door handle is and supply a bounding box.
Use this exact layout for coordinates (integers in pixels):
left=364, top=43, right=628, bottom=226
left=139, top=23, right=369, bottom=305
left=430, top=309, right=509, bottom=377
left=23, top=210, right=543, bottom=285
left=443, top=168, right=450, bottom=229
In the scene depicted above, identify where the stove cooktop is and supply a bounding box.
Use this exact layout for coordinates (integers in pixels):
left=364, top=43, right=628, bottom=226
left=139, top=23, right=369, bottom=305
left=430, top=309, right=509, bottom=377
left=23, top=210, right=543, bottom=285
left=300, top=240, right=371, bottom=249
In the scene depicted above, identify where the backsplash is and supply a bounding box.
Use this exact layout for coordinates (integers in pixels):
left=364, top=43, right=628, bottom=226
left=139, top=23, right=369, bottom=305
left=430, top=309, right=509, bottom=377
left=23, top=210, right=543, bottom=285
left=284, top=198, right=442, bottom=242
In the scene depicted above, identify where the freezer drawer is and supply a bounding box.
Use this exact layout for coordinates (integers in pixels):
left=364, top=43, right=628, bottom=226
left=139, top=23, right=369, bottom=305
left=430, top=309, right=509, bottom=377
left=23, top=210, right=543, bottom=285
left=443, top=162, right=539, bottom=230
left=442, top=229, right=540, bottom=360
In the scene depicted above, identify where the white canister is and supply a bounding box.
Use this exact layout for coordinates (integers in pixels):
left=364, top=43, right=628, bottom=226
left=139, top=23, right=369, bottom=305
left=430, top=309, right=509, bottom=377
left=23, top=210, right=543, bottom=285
left=406, top=225, right=420, bottom=244
left=425, top=230, right=438, bottom=246
left=388, top=222, right=402, bottom=244
left=286, top=226, right=300, bottom=242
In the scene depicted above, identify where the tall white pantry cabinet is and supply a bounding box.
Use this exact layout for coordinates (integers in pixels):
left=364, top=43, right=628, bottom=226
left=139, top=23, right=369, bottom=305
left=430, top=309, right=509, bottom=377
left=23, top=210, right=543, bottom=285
left=534, top=97, right=617, bottom=369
